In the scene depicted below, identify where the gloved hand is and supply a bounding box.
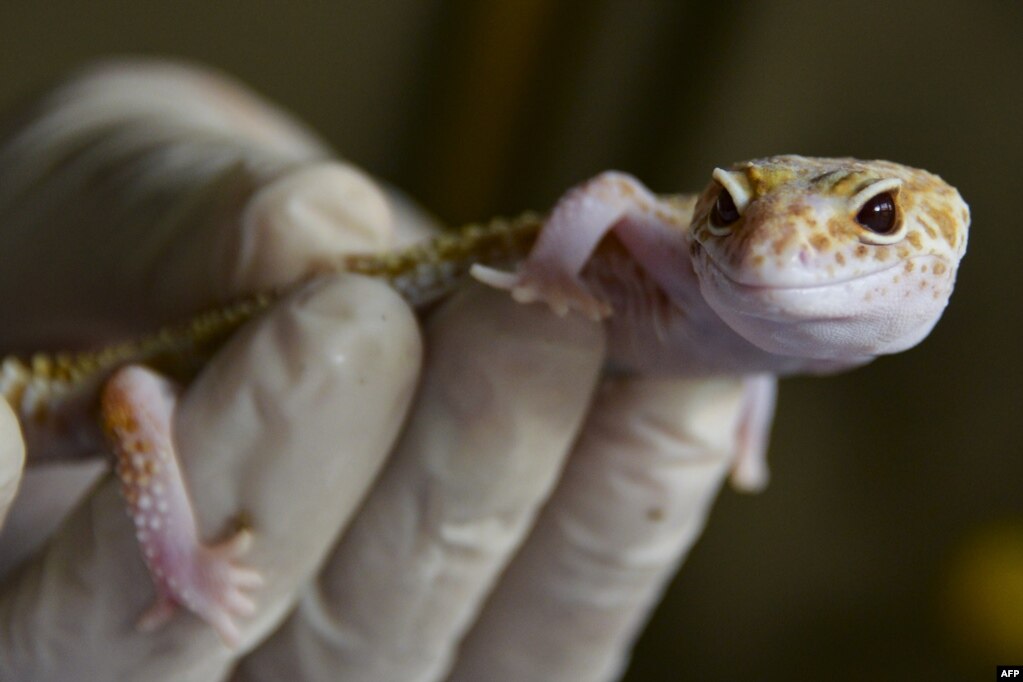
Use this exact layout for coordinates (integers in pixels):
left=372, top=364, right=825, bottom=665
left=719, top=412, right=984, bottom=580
left=0, top=60, right=748, bottom=682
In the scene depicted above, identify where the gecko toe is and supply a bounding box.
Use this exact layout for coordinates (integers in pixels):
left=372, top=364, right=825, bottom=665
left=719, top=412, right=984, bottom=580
left=470, top=264, right=520, bottom=291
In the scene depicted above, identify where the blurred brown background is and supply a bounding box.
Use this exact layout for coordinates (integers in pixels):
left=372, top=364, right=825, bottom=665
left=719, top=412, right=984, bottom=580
left=1, top=0, right=1019, bottom=679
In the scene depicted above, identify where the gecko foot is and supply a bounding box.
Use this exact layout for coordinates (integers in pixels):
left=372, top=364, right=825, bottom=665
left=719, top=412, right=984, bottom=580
left=102, top=364, right=263, bottom=648
left=139, top=526, right=263, bottom=648
left=471, top=264, right=612, bottom=320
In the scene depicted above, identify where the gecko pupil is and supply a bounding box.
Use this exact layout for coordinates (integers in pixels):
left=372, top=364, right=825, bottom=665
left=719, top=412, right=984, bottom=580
left=856, top=192, right=897, bottom=234
left=711, top=188, right=740, bottom=227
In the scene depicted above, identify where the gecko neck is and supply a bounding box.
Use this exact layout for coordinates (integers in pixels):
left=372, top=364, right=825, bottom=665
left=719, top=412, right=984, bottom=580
left=587, top=239, right=871, bottom=378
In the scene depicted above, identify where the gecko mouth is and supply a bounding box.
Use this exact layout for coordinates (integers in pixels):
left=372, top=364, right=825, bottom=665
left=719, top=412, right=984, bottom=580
left=700, top=251, right=907, bottom=290
left=698, top=252, right=950, bottom=322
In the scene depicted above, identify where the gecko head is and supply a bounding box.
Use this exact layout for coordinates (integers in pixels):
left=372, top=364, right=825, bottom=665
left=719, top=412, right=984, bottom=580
left=688, top=155, right=969, bottom=360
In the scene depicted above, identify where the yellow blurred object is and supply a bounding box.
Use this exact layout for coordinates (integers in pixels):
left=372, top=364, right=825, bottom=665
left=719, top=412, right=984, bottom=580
left=941, top=521, right=1023, bottom=660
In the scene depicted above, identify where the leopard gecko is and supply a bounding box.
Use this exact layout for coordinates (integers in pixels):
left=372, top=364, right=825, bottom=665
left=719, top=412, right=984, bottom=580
left=0, top=155, right=970, bottom=646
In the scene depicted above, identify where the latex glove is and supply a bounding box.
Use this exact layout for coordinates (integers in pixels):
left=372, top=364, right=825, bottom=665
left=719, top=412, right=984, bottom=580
left=0, top=61, right=749, bottom=682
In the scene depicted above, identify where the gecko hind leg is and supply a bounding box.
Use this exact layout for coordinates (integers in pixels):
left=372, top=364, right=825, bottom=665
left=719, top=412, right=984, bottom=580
left=101, top=364, right=263, bottom=648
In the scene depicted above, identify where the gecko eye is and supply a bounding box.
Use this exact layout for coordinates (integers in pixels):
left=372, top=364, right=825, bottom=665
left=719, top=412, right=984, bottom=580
left=855, top=192, right=898, bottom=234
left=710, top=188, right=740, bottom=228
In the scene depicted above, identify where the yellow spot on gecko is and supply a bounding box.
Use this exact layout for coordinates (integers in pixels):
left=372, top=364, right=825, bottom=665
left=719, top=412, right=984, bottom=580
left=926, top=205, right=959, bottom=247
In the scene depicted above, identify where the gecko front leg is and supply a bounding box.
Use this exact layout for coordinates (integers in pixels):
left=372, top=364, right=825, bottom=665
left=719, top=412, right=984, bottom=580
left=100, top=365, right=263, bottom=647
left=472, top=171, right=688, bottom=320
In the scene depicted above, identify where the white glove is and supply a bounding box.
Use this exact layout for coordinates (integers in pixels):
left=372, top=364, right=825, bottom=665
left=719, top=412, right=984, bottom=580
left=0, top=60, right=748, bottom=682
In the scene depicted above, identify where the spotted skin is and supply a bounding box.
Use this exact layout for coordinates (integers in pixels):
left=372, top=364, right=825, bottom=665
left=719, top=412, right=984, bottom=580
left=101, top=366, right=262, bottom=647
left=3, top=156, right=969, bottom=644
left=690, top=157, right=967, bottom=287
left=688, top=157, right=968, bottom=360
left=475, top=155, right=968, bottom=485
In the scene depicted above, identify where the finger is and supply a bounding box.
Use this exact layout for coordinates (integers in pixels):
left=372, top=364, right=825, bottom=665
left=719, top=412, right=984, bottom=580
left=0, top=397, right=25, bottom=529
left=0, top=461, right=105, bottom=579
left=448, top=376, right=746, bottom=681
left=233, top=285, right=606, bottom=682
left=0, top=275, right=421, bottom=680
left=0, top=59, right=394, bottom=346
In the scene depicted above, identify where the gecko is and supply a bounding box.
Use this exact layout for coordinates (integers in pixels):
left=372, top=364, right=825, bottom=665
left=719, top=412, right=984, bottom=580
left=0, top=155, right=969, bottom=646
